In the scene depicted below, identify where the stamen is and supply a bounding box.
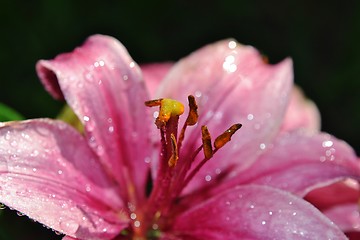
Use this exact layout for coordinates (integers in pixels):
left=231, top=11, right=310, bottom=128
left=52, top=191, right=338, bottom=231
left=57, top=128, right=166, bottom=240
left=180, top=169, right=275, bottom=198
left=201, top=125, right=213, bottom=159
left=168, top=134, right=179, bottom=167
left=178, top=95, right=199, bottom=150
left=214, top=124, right=242, bottom=150
left=185, top=95, right=198, bottom=126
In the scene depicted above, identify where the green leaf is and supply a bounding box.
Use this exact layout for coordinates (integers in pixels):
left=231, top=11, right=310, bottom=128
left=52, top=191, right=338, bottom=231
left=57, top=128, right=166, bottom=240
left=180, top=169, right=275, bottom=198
left=0, top=103, right=24, bottom=121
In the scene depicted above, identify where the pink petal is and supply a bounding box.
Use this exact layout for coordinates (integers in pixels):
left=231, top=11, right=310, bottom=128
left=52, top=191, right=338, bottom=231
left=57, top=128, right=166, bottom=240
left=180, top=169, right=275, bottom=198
left=305, top=179, right=359, bottom=210
left=218, top=131, right=360, bottom=197
left=157, top=39, right=293, bottom=194
left=310, top=182, right=360, bottom=237
left=323, top=203, right=360, bottom=233
left=0, top=119, right=127, bottom=239
left=62, top=237, right=77, bottom=240
left=166, top=185, right=346, bottom=239
left=281, top=86, right=321, bottom=132
left=141, top=63, right=173, bottom=98
left=36, top=35, right=152, bottom=202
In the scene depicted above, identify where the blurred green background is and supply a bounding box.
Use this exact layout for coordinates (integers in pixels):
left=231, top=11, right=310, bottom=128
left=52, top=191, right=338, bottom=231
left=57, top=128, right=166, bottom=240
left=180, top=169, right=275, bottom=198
left=0, top=0, right=359, bottom=239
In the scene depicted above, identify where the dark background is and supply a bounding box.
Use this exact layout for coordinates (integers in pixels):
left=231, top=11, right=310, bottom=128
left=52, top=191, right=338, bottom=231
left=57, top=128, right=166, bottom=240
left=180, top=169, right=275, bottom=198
left=0, top=0, right=359, bottom=239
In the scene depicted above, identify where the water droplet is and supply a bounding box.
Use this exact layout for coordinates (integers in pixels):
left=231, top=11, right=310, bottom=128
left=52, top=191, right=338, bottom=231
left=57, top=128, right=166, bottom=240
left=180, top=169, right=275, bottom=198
left=134, top=220, right=141, bottom=227
left=102, top=228, right=107, bottom=232
left=249, top=204, right=255, bottom=209
left=32, top=168, right=37, bottom=172
left=85, top=184, right=91, bottom=192
left=123, top=75, right=129, bottom=81
left=322, top=140, right=333, bottom=147
left=58, top=170, right=63, bottom=175
left=205, top=175, right=212, bottom=182
left=144, top=157, right=151, bottom=163
left=108, top=126, right=114, bottom=133
left=129, top=62, right=135, bottom=68
left=223, top=55, right=237, bottom=73
left=225, top=201, right=231, bottom=206
left=261, top=220, right=266, bottom=225
left=195, top=90, right=202, bottom=98
left=247, top=114, right=254, bottom=120
left=30, top=150, right=39, bottom=157
left=130, top=213, right=137, bottom=220
left=259, top=143, right=266, bottom=150
left=152, top=224, right=159, bottom=230
left=16, top=211, right=25, bottom=216
left=5, top=131, right=11, bottom=140
left=228, top=40, right=237, bottom=49
left=10, top=140, right=17, bottom=147
left=83, top=116, right=90, bottom=122
left=60, top=219, right=79, bottom=234
left=268, top=211, right=273, bottom=216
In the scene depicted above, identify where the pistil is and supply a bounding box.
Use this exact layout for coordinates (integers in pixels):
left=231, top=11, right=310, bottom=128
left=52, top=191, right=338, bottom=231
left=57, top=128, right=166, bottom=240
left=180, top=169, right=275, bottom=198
left=143, top=95, right=241, bottom=237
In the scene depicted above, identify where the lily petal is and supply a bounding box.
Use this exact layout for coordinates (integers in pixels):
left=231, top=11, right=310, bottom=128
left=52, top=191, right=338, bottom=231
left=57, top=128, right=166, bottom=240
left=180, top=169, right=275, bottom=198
left=166, top=185, right=347, bottom=239
left=281, top=86, right=321, bottom=132
left=141, top=63, right=173, bottom=98
left=323, top=203, right=360, bottom=233
left=217, top=131, right=360, bottom=197
left=157, top=39, right=293, bottom=193
left=36, top=35, right=152, bottom=202
left=0, top=119, right=126, bottom=239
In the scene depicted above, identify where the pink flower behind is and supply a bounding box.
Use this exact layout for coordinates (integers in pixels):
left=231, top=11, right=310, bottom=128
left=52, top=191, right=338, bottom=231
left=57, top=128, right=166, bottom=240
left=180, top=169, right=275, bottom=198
left=0, top=35, right=359, bottom=239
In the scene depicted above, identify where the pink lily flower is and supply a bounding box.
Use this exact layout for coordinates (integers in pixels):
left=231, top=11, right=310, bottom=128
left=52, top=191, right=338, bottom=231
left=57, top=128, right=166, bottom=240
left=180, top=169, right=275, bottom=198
left=0, top=34, right=359, bottom=239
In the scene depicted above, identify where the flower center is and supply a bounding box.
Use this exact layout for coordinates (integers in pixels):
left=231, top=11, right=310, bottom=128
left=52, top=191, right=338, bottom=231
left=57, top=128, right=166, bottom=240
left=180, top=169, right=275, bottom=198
left=134, top=95, right=241, bottom=238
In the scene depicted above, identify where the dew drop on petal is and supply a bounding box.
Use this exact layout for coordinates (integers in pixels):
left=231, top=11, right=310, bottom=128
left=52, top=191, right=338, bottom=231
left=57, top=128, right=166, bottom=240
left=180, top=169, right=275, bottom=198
left=85, top=184, right=91, bottom=192
left=130, top=213, right=137, bottom=220
left=60, top=219, right=79, bottom=234
left=247, top=114, right=254, bottom=120
left=134, top=220, right=141, bottom=227
left=5, top=131, right=11, bottom=141
left=228, top=40, right=237, bottom=49
left=195, top=91, right=202, bottom=98
left=10, top=141, right=17, bottom=147
left=259, top=143, right=266, bottom=150
left=322, top=140, right=333, bottom=148
left=205, top=175, right=212, bottom=182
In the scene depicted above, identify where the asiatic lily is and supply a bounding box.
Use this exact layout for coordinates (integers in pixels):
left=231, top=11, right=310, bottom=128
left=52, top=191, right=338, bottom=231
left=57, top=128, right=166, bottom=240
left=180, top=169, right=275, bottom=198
left=0, top=35, right=359, bottom=239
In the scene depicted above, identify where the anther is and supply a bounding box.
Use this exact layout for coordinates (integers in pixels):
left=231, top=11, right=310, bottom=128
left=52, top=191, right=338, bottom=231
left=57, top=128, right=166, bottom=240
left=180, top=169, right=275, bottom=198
left=201, top=125, right=213, bottom=159
left=168, top=134, right=179, bottom=167
left=214, top=124, right=242, bottom=149
left=185, top=95, right=198, bottom=126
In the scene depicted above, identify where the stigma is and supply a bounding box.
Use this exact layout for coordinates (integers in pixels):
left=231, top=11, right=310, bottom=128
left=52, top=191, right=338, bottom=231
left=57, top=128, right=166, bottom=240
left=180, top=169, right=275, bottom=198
left=145, top=98, right=184, bottom=128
